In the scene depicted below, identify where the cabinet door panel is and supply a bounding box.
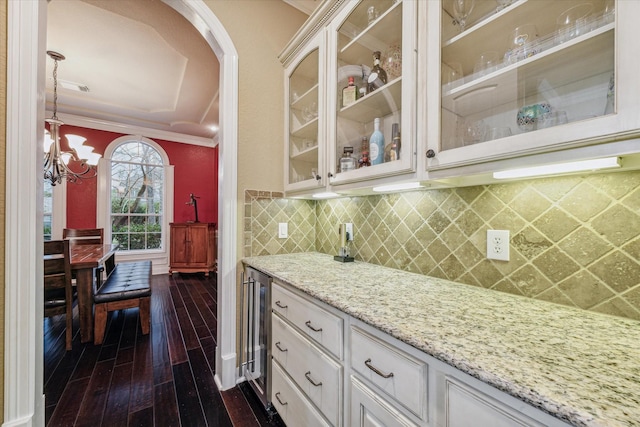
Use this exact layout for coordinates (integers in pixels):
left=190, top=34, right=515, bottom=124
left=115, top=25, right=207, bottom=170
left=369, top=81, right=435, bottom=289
left=170, top=225, right=189, bottom=265
left=350, top=376, right=419, bottom=427
left=444, top=376, right=545, bottom=427
left=424, top=0, right=640, bottom=174
left=188, top=225, right=209, bottom=264
left=271, top=360, right=331, bottom=427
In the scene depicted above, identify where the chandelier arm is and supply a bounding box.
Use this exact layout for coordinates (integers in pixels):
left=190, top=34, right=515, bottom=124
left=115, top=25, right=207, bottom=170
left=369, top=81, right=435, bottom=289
left=44, top=50, right=101, bottom=185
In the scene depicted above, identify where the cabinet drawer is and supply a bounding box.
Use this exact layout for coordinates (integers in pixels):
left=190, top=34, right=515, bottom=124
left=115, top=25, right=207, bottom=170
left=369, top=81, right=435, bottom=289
left=272, top=314, right=342, bottom=427
left=350, top=376, right=420, bottom=427
left=272, top=283, right=343, bottom=359
left=271, top=360, right=331, bottom=427
left=350, top=326, right=427, bottom=420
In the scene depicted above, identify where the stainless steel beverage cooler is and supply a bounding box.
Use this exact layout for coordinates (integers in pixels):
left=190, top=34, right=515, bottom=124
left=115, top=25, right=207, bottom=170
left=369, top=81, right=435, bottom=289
left=240, top=267, right=274, bottom=415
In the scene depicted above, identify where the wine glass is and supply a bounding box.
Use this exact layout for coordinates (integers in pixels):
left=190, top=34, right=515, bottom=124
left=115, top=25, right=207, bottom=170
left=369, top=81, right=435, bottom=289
left=453, top=0, right=476, bottom=32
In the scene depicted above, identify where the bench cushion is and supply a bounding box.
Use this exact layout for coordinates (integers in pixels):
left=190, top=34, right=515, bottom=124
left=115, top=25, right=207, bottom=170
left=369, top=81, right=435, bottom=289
left=94, top=261, right=151, bottom=303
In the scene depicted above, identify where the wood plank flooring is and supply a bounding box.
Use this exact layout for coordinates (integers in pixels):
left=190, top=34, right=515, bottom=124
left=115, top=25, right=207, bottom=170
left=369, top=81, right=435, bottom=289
left=44, top=272, right=281, bottom=427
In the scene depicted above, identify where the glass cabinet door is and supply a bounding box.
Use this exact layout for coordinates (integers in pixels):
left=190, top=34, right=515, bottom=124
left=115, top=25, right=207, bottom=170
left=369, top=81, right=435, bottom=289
left=430, top=0, right=621, bottom=169
left=329, top=0, right=416, bottom=186
left=286, top=40, right=323, bottom=192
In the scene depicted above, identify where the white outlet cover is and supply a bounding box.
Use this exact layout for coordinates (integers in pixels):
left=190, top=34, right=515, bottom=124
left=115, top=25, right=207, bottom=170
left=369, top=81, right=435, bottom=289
left=278, top=223, right=288, bottom=238
left=487, top=230, right=510, bottom=261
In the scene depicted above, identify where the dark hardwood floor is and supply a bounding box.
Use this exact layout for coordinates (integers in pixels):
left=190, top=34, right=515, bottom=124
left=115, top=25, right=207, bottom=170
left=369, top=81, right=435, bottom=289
left=44, top=272, right=280, bottom=427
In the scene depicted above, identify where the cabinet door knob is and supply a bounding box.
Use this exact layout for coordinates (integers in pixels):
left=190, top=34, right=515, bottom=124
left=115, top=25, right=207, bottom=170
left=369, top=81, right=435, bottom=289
left=275, top=341, right=288, bottom=352
left=275, top=300, right=288, bottom=309
left=327, top=172, right=334, bottom=178
left=364, top=358, right=394, bottom=378
left=426, top=149, right=436, bottom=158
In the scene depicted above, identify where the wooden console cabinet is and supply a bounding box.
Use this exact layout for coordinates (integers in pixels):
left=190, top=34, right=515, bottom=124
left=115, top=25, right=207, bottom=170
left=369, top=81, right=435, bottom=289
left=169, top=222, right=216, bottom=276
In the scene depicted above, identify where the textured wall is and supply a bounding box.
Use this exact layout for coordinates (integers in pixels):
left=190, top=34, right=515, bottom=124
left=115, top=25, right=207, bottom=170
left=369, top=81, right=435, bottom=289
left=247, top=170, right=640, bottom=321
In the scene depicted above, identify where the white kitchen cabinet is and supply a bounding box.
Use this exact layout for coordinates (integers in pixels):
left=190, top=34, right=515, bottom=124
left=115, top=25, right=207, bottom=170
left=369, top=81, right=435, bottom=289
left=272, top=313, right=343, bottom=426
left=268, top=281, right=572, bottom=427
left=326, top=0, right=418, bottom=187
left=423, top=0, right=640, bottom=175
left=271, top=281, right=345, bottom=426
left=285, top=32, right=326, bottom=193
left=281, top=0, right=419, bottom=196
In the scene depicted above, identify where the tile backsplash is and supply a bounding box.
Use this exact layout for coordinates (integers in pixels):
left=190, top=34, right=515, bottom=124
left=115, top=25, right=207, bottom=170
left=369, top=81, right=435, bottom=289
left=245, top=171, right=640, bottom=320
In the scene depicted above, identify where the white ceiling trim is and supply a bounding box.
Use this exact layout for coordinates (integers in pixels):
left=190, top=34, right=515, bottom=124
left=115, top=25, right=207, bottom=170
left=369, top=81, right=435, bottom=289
left=53, top=111, right=218, bottom=147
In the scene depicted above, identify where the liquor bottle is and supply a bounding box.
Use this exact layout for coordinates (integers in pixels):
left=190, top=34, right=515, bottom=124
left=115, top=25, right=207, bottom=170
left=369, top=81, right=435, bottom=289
left=368, top=51, right=387, bottom=93
left=369, top=118, right=385, bottom=165
left=389, top=123, right=400, bottom=161
left=342, top=76, right=358, bottom=108
left=340, top=146, right=357, bottom=172
left=358, top=136, right=370, bottom=168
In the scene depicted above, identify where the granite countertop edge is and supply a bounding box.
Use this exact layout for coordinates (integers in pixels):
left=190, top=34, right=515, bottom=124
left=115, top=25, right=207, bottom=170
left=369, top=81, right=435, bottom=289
left=243, top=252, right=640, bottom=427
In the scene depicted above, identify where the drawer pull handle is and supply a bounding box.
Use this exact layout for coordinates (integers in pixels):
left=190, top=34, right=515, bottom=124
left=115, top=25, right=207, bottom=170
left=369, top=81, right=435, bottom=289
left=275, top=342, right=288, bottom=352
left=275, top=392, right=287, bottom=406
left=305, top=320, right=323, bottom=332
left=275, top=300, right=288, bottom=309
left=364, top=358, right=394, bottom=379
left=305, top=371, right=322, bottom=387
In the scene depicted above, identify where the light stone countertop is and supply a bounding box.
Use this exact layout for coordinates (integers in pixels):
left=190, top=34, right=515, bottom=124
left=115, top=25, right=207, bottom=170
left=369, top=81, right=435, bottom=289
left=243, top=252, right=640, bottom=427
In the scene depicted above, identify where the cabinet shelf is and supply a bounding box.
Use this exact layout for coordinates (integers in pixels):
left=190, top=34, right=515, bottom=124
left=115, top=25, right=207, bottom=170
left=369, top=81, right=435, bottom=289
left=290, top=116, right=318, bottom=139
left=441, top=0, right=608, bottom=75
left=339, top=1, right=402, bottom=66
left=442, top=0, right=528, bottom=47
left=291, top=83, right=319, bottom=109
left=442, top=26, right=614, bottom=117
left=338, top=76, right=402, bottom=122
left=290, top=144, right=318, bottom=162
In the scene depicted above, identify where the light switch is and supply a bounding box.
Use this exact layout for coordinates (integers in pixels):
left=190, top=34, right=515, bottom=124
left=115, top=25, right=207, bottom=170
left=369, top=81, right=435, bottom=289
left=278, top=223, right=288, bottom=238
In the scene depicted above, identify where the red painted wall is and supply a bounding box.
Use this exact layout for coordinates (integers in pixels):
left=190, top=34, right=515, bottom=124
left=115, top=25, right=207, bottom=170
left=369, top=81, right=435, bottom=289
left=58, top=125, right=218, bottom=228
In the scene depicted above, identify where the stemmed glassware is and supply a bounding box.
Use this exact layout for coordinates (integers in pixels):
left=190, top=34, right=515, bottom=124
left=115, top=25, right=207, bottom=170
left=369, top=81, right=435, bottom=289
left=452, top=0, right=476, bottom=32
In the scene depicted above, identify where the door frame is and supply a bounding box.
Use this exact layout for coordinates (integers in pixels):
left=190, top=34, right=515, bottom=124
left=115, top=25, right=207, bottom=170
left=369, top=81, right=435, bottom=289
left=4, top=1, right=239, bottom=425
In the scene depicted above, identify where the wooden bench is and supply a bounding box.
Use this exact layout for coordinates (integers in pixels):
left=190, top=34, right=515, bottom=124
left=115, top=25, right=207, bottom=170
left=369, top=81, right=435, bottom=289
left=93, top=260, right=152, bottom=345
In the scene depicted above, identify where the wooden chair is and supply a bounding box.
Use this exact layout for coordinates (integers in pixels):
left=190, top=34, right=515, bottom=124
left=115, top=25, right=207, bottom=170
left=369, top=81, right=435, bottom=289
left=63, top=228, right=104, bottom=245
left=44, top=240, right=74, bottom=350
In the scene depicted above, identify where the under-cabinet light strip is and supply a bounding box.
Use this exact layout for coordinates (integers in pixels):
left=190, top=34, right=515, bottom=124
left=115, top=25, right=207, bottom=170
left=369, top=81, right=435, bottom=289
left=493, top=157, right=621, bottom=180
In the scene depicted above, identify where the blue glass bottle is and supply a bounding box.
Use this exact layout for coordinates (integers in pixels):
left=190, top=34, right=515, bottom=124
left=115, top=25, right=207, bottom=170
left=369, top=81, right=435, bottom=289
left=369, top=118, right=384, bottom=165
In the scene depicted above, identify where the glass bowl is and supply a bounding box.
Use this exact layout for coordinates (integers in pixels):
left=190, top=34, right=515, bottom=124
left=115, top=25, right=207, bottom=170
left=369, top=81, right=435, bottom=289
left=556, top=3, right=594, bottom=43
left=517, top=103, right=552, bottom=132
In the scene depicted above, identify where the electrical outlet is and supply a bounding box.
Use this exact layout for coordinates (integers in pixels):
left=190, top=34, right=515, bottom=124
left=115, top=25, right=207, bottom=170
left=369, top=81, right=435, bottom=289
left=345, top=223, right=354, bottom=241
left=278, top=223, right=288, bottom=238
left=487, top=230, right=509, bottom=261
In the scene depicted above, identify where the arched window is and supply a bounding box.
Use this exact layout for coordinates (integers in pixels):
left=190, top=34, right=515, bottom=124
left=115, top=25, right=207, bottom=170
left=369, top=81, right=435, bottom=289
left=108, top=138, right=168, bottom=251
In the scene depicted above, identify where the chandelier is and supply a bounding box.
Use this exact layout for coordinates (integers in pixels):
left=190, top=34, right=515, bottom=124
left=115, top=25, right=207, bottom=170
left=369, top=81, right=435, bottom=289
left=44, top=51, right=101, bottom=186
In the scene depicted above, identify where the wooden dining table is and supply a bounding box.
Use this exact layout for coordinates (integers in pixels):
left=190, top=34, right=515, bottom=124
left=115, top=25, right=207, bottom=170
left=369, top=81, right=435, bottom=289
left=70, top=243, right=118, bottom=343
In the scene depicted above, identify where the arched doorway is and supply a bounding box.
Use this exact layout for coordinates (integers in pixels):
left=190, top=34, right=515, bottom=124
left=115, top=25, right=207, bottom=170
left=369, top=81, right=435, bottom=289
left=4, top=1, right=238, bottom=425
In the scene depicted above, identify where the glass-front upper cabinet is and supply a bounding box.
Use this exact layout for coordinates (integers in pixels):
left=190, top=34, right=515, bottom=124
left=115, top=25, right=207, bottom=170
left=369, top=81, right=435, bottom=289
left=425, top=0, right=640, bottom=172
left=327, top=0, right=417, bottom=186
left=285, top=33, right=324, bottom=193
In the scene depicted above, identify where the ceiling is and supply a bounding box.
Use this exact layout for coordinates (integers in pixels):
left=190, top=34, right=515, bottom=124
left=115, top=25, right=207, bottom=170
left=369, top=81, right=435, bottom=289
left=46, top=0, right=221, bottom=141
left=46, top=0, right=319, bottom=144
